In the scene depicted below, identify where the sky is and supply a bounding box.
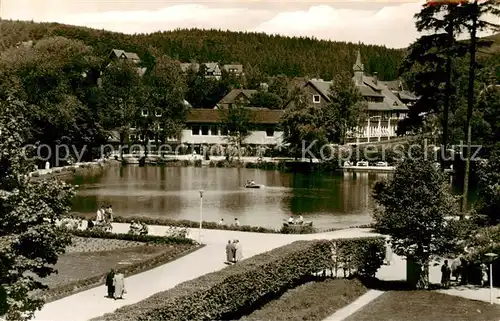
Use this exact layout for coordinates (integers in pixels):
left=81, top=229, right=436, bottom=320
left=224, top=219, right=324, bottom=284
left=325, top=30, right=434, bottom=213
left=0, top=1, right=498, bottom=49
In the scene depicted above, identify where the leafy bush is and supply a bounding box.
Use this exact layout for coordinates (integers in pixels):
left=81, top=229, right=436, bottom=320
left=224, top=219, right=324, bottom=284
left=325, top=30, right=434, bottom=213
left=67, top=229, right=196, bottom=245
left=90, top=240, right=332, bottom=321
left=280, top=224, right=316, bottom=234
left=329, top=237, right=385, bottom=278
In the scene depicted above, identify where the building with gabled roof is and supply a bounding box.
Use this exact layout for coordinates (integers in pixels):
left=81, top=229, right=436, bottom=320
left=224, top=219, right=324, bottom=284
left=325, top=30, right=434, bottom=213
left=284, top=51, right=415, bottom=144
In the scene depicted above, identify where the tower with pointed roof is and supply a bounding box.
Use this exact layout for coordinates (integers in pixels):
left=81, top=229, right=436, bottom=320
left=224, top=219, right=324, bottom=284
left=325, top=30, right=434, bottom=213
left=353, top=50, right=364, bottom=86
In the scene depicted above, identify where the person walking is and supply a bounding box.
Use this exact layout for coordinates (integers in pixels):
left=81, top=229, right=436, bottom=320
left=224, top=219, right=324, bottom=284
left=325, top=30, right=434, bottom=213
left=106, top=205, right=113, bottom=222
left=113, top=273, right=126, bottom=299
left=225, top=240, right=233, bottom=264
left=235, top=240, right=243, bottom=262
left=105, top=269, right=115, bottom=298
left=441, top=260, right=451, bottom=289
left=480, top=263, right=488, bottom=287
left=384, top=239, right=393, bottom=265
left=96, top=206, right=104, bottom=224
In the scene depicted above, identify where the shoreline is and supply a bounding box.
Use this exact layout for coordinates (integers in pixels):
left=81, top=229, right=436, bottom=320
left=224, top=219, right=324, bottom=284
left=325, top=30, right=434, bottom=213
left=29, top=159, right=117, bottom=180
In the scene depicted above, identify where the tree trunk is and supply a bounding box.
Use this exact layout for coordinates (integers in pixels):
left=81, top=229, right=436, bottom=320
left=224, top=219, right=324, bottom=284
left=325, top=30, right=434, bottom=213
left=462, top=2, right=478, bottom=215
left=441, top=11, right=455, bottom=169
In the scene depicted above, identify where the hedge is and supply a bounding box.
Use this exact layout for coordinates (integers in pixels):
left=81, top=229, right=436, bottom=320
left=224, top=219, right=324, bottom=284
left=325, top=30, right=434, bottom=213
left=328, top=237, right=385, bottom=278
left=73, top=214, right=287, bottom=234
left=90, top=240, right=332, bottom=321
left=68, top=229, right=197, bottom=245
left=90, top=236, right=384, bottom=321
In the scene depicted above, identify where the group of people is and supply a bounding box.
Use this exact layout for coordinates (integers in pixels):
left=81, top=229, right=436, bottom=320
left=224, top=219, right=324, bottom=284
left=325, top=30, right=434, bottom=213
left=225, top=239, right=243, bottom=264
left=441, top=257, right=490, bottom=289
left=218, top=218, right=240, bottom=227
left=287, top=215, right=304, bottom=225
left=96, top=205, right=113, bottom=223
left=105, top=269, right=126, bottom=300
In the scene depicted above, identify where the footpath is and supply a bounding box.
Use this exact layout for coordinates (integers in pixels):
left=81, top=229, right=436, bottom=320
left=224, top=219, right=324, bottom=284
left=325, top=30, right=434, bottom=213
left=33, top=224, right=378, bottom=321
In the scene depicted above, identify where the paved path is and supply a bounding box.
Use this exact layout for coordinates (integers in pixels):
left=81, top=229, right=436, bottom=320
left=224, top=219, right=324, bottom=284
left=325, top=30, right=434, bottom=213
left=33, top=224, right=379, bottom=321
left=323, top=290, right=384, bottom=321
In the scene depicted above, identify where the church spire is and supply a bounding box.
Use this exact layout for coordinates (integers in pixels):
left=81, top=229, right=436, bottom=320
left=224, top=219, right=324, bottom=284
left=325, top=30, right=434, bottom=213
left=353, top=50, right=364, bottom=72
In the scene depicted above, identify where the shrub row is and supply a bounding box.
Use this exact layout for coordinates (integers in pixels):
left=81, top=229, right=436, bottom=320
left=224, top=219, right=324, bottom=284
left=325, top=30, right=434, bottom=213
left=39, top=242, right=201, bottom=302
left=91, top=236, right=384, bottom=321
left=73, top=214, right=289, bottom=234
left=67, top=229, right=197, bottom=245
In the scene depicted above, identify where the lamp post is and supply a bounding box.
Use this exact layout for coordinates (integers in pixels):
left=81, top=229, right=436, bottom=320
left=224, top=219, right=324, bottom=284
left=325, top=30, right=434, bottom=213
left=485, top=252, right=498, bottom=304
left=367, top=116, right=382, bottom=143
left=199, top=190, right=204, bottom=243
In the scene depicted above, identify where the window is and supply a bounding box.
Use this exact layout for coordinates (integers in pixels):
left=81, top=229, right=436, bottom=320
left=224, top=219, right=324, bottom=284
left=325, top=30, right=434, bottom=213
left=313, top=95, right=321, bottom=103
left=155, top=110, right=162, bottom=117
left=191, top=125, right=200, bottom=135
left=266, top=128, right=274, bottom=137
left=210, top=126, right=218, bottom=136
left=130, top=134, right=136, bottom=141
left=201, top=126, right=209, bottom=136
left=221, top=127, right=228, bottom=136
left=139, top=134, right=144, bottom=141
left=141, top=109, right=149, bottom=117
left=168, top=135, right=177, bottom=141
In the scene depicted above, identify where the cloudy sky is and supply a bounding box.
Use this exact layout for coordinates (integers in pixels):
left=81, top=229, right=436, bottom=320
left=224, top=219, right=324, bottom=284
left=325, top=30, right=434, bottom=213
left=0, top=1, right=497, bottom=49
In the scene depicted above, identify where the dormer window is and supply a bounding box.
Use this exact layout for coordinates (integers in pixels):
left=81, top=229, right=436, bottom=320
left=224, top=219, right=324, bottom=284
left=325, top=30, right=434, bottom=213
left=141, top=109, right=149, bottom=117
left=155, top=110, right=162, bottom=117
left=313, top=95, right=321, bottom=104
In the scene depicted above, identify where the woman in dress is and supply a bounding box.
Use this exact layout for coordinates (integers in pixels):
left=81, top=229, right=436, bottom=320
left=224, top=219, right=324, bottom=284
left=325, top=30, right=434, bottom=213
left=113, top=273, right=126, bottom=299
left=235, top=240, right=243, bottom=262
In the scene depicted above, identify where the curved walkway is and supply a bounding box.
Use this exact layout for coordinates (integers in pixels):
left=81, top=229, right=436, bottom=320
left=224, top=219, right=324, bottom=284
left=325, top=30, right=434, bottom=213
left=33, top=224, right=379, bottom=321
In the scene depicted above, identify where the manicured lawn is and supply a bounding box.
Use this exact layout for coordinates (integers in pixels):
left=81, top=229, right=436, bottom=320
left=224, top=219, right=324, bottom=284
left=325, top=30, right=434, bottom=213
left=36, top=237, right=199, bottom=301
left=239, top=278, right=368, bottom=321
left=345, top=291, right=500, bottom=321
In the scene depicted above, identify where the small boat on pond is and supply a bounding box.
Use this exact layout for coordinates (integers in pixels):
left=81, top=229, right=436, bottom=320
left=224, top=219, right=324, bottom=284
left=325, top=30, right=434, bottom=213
left=245, top=184, right=263, bottom=189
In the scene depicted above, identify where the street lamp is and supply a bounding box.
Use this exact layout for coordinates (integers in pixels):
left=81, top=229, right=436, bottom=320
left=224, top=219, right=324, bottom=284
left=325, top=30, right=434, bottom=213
left=485, top=252, right=498, bottom=304
left=367, top=116, right=382, bottom=143
left=199, top=190, right=204, bottom=243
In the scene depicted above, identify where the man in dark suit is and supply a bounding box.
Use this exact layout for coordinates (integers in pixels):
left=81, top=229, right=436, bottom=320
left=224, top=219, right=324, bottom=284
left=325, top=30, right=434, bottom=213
left=106, top=269, right=115, bottom=298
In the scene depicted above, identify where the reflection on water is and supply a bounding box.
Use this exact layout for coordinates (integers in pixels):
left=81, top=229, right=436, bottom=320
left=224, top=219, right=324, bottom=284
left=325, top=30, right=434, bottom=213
left=69, top=166, right=396, bottom=229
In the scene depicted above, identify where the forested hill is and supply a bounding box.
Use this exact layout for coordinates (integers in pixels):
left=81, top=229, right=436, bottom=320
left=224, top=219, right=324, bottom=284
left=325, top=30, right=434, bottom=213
left=0, top=20, right=405, bottom=80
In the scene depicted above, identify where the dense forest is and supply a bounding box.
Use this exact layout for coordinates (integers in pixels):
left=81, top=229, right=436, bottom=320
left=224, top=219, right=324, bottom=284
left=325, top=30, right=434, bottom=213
left=0, top=20, right=406, bottom=80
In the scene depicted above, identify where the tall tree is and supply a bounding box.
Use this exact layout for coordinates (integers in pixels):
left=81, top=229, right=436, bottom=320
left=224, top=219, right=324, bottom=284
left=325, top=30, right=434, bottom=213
left=0, top=99, right=75, bottom=321
left=140, top=53, right=189, bottom=159
left=281, top=90, right=327, bottom=161
left=372, top=143, right=464, bottom=289
left=249, top=89, right=283, bottom=109
left=460, top=0, right=500, bottom=213
left=98, top=59, right=143, bottom=159
left=325, top=72, right=366, bottom=144
left=218, top=105, right=253, bottom=162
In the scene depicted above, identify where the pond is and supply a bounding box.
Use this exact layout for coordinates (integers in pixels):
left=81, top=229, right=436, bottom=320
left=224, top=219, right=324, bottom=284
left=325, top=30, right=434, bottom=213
left=69, top=165, right=473, bottom=230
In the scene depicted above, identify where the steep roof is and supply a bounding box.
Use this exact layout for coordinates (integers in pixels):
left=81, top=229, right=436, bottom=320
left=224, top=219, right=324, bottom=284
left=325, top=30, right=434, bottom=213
left=186, top=108, right=283, bottom=125
left=218, top=89, right=258, bottom=105
left=308, top=79, right=333, bottom=100
left=110, top=49, right=140, bottom=62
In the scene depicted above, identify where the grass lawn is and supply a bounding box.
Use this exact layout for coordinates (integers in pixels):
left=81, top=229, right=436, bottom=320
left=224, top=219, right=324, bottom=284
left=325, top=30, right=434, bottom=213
left=239, top=278, right=368, bottom=321
left=345, top=291, right=500, bottom=321
left=37, top=237, right=198, bottom=301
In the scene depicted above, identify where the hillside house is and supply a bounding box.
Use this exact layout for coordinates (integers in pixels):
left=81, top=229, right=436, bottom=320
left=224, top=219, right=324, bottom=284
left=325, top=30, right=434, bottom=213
left=222, top=64, right=244, bottom=76
left=179, top=62, right=222, bottom=79
left=284, top=51, right=414, bottom=144
left=107, top=49, right=146, bottom=76
left=216, top=89, right=258, bottom=109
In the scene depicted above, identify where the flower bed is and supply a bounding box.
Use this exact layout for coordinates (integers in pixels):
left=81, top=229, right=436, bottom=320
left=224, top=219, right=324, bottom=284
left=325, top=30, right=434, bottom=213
left=36, top=230, right=200, bottom=302
left=90, top=236, right=384, bottom=321
left=69, top=229, right=197, bottom=245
